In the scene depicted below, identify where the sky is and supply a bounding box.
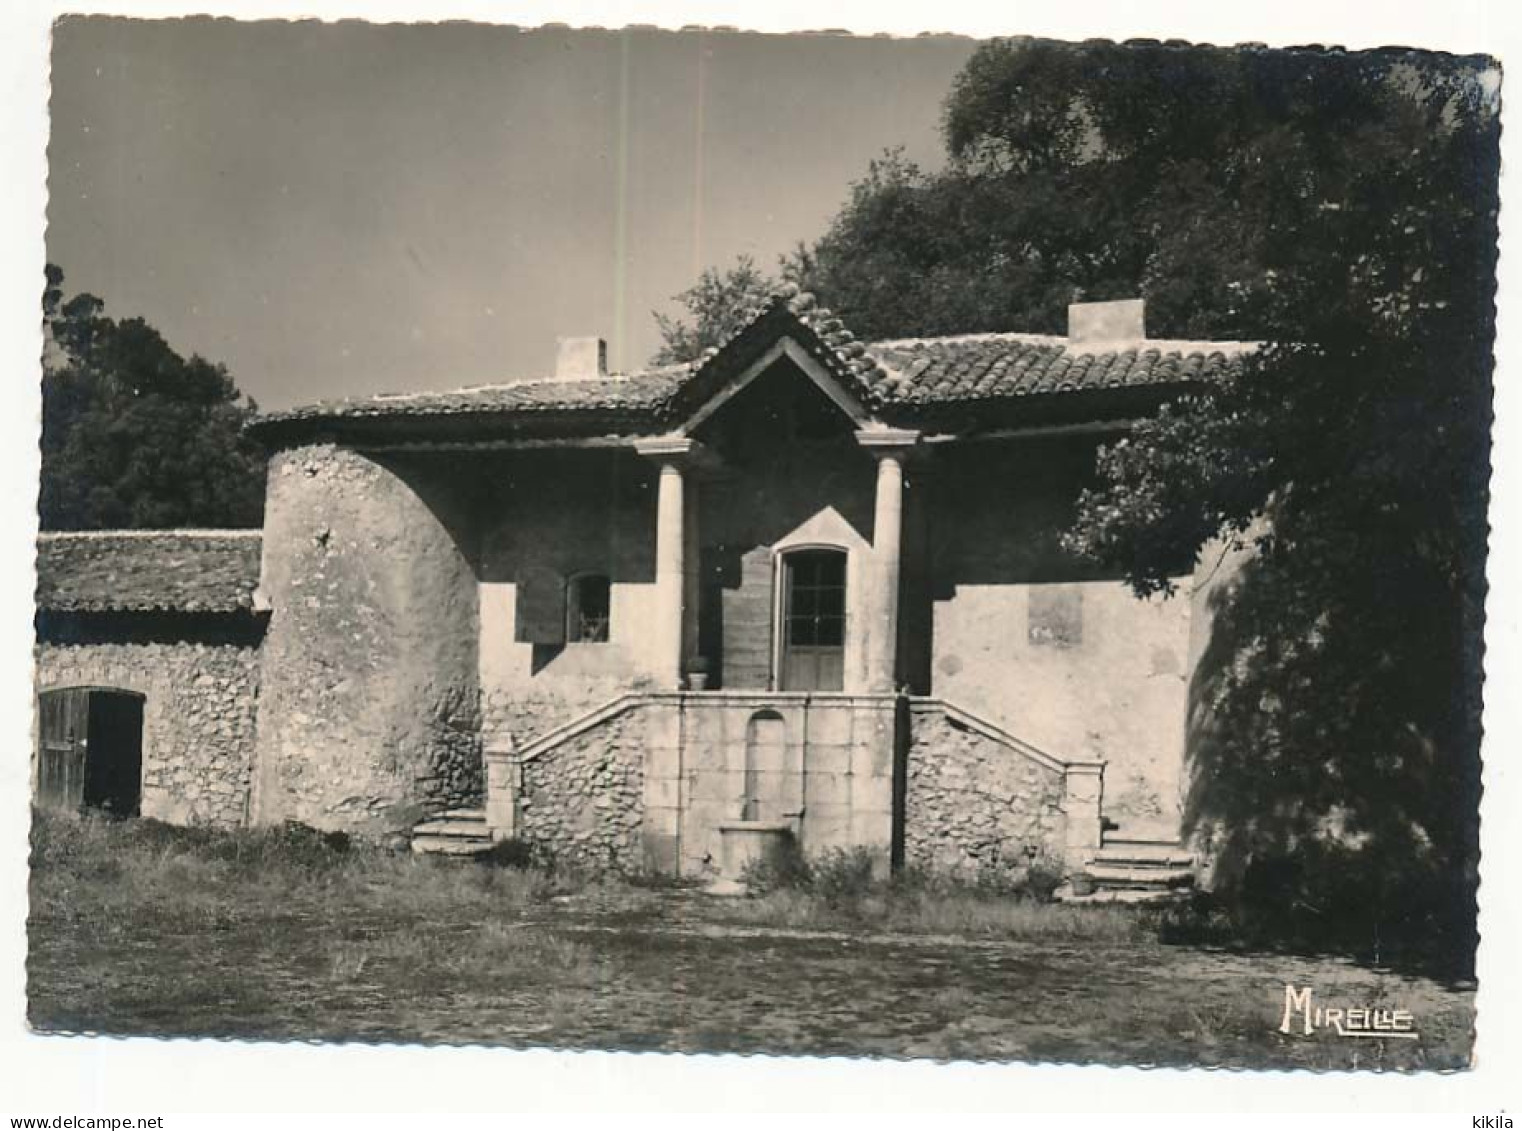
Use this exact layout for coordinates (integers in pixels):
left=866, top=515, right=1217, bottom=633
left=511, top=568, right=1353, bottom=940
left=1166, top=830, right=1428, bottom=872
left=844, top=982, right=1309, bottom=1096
left=47, top=19, right=977, bottom=410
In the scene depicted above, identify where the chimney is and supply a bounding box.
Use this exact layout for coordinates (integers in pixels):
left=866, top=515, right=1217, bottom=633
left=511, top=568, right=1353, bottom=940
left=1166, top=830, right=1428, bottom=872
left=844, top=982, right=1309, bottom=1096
left=554, top=336, right=608, bottom=380
left=1067, top=299, right=1146, bottom=345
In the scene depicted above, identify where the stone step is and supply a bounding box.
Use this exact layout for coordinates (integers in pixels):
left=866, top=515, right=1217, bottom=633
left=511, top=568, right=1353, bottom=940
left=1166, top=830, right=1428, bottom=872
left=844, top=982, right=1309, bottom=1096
left=1057, top=886, right=1189, bottom=906
left=1098, top=836, right=1189, bottom=850
left=410, top=834, right=495, bottom=857
left=412, top=818, right=490, bottom=839
left=410, top=806, right=493, bottom=857
left=1083, top=863, right=1196, bottom=889
left=413, top=815, right=483, bottom=834
left=1093, top=843, right=1195, bottom=869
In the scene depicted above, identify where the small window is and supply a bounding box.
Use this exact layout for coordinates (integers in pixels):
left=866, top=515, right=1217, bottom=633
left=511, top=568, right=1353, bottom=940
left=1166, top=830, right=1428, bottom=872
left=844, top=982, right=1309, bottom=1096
left=1028, top=587, right=1082, bottom=646
left=515, top=566, right=567, bottom=644
left=566, top=573, right=612, bottom=643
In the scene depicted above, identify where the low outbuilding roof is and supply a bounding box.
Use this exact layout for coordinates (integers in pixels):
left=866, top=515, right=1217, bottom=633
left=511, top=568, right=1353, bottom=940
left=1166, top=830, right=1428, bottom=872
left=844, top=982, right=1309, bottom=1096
left=35, top=530, right=263, bottom=614
left=250, top=289, right=1259, bottom=445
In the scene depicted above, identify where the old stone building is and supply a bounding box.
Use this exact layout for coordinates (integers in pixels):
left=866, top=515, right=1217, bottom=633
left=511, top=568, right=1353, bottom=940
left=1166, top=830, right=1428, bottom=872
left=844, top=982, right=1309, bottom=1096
left=34, top=530, right=266, bottom=827
left=34, top=291, right=1256, bottom=893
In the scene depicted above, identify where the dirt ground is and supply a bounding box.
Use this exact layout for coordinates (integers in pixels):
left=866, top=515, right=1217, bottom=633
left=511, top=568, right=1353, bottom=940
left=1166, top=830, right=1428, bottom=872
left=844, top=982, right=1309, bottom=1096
left=23, top=815, right=1473, bottom=1071
left=29, top=894, right=1474, bottom=1068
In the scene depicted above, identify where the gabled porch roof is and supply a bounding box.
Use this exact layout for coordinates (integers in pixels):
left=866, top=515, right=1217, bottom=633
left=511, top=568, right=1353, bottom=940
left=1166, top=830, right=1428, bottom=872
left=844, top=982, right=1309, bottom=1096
left=249, top=287, right=1259, bottom=449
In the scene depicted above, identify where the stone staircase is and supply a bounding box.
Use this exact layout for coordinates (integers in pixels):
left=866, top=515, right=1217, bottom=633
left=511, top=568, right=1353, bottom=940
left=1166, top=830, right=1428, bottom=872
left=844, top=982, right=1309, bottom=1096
left=1060, top=840, right=1196, bottom=904
left=410, top=807, right=495, bottom=857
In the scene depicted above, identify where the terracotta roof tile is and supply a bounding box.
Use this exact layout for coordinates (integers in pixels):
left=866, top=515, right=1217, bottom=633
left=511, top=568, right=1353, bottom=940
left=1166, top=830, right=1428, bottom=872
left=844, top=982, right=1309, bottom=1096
left=36, top=530, right=263, bottom=613
left=259, top=366, right=692, bottom=425
left=864, top=333, right=1256, bottom=406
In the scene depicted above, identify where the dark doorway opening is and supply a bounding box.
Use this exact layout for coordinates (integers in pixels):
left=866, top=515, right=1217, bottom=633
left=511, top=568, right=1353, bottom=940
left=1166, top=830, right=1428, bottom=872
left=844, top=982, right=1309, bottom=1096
left=36, top=688, right=144, bottom=816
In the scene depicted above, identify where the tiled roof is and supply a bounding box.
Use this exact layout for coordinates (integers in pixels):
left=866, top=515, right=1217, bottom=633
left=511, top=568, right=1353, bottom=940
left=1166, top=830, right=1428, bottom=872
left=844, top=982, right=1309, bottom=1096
left=35, top=530, right=263, bottom=613
left=867, top=332, right=1258, bottom=405
left=251, top=290, right=1258, bottom=439
left=258, top=367, right=693, bottom=425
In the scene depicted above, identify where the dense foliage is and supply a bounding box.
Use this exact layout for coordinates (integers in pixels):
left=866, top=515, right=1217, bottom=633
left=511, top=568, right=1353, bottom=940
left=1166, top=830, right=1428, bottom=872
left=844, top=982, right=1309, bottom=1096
left=40, top=265, right=266, bottom=530
left=656, top=41, right=1497, bottom=970
left=650, top=255, right=781, bottom=366
left=1055, top=47, right=1494, bottom=973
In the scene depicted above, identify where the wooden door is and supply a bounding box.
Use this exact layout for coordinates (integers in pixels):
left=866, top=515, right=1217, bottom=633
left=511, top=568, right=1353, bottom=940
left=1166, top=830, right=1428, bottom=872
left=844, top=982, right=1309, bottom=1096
left=36, top=688, right=90, bottom=811
left=780, top=549, right=846, bottom=691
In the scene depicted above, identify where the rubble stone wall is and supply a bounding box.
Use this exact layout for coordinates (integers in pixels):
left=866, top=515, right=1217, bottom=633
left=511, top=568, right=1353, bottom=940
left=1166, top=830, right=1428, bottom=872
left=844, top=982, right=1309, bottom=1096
left=35, top=640, right=259, bottom=828
left=516, top=706, right=647, bottom=871
left=904, top=704, right=1067, bottom=879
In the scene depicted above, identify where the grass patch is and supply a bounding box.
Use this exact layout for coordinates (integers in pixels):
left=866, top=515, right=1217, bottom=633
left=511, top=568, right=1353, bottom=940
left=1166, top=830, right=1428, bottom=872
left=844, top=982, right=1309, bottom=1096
left=26, top=808, right=1474, bottom=1067
left=714, top=884, right=1146, bottom=941
left=721, top=842, right=1130, bottom=940
left=32, top=809, right=525, bottom=923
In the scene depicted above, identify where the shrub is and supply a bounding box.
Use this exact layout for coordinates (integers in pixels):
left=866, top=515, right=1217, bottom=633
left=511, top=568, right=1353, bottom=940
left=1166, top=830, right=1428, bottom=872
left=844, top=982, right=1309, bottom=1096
left=476, top=838, right=542, bottom=871
left=273, top=820, right=352, bottom=856
left=1154, top=889, right=1240, bottom=948
left=739, top=843, right=881, bottom=903
left=808, top=847, right=878, bottom=904
left=1218, top=840, right=1476, bottom=975
left=1021, top=852, right=1067, bottom=903
left=211, top=819, right=357, bottom=880
left=741, top=844, right=1066, bottom=908
left=738, top=836, right=813, bottom=895
left=621, top=867, right=696, bottom=891
left=892, top=851, right=1066, bottom=903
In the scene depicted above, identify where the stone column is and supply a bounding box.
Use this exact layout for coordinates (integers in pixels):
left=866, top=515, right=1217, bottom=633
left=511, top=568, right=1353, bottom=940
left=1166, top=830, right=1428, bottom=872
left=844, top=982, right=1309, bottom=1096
left=682, top=477, right=701, bottom=672
left=1062, top=762, right=1106, bottom=870
left=484, top=750, right=519, bottom=841
left=636, top=437, right=704, bottom=689
left=856, top=429, right=919, bottom=693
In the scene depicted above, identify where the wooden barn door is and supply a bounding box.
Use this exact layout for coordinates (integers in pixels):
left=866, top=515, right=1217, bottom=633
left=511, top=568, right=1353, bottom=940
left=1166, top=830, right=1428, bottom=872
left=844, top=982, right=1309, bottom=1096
left=36, top=688, right=144, bottom=815
left=36, top=688, right=90, bottom=811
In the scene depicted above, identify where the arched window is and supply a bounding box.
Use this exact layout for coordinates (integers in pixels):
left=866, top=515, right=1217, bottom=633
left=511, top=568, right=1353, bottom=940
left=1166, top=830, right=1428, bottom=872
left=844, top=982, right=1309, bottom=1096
left=566, top=573, right=612, bottom=643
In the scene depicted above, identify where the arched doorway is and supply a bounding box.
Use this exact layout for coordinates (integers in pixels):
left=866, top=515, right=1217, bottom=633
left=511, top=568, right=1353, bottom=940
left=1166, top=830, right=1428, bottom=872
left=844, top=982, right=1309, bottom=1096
left=776, top=547, right=847, bottom=692
left=36, top=687, right=144, bottom=816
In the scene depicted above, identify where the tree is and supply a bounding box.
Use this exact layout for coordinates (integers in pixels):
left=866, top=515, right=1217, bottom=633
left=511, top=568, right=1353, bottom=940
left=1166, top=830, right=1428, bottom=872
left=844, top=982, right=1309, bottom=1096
left=1065, top=102, right=1495, bottom=968
left=650, top=255, right=781, bottom=366
left=40, top=265, right=267, bottom=530
left=789, top=41, right=1497, bottom=968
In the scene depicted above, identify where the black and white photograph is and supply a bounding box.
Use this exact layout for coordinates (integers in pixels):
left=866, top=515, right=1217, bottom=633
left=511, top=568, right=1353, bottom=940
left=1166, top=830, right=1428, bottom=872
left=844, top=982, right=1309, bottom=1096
left=3, top=0, right=1517, bottom=1114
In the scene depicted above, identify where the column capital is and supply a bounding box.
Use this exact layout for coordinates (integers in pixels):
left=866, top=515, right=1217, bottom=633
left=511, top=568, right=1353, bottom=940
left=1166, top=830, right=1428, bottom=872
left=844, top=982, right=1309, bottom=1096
left=854, top=427, right=921, bottom=457
left=634, top=435, right=716, bottom=470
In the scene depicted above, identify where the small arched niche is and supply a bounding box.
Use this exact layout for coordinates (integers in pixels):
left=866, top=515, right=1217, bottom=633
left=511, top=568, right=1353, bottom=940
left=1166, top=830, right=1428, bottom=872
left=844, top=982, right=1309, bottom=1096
left=742, top=708, right=788, bottom=820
